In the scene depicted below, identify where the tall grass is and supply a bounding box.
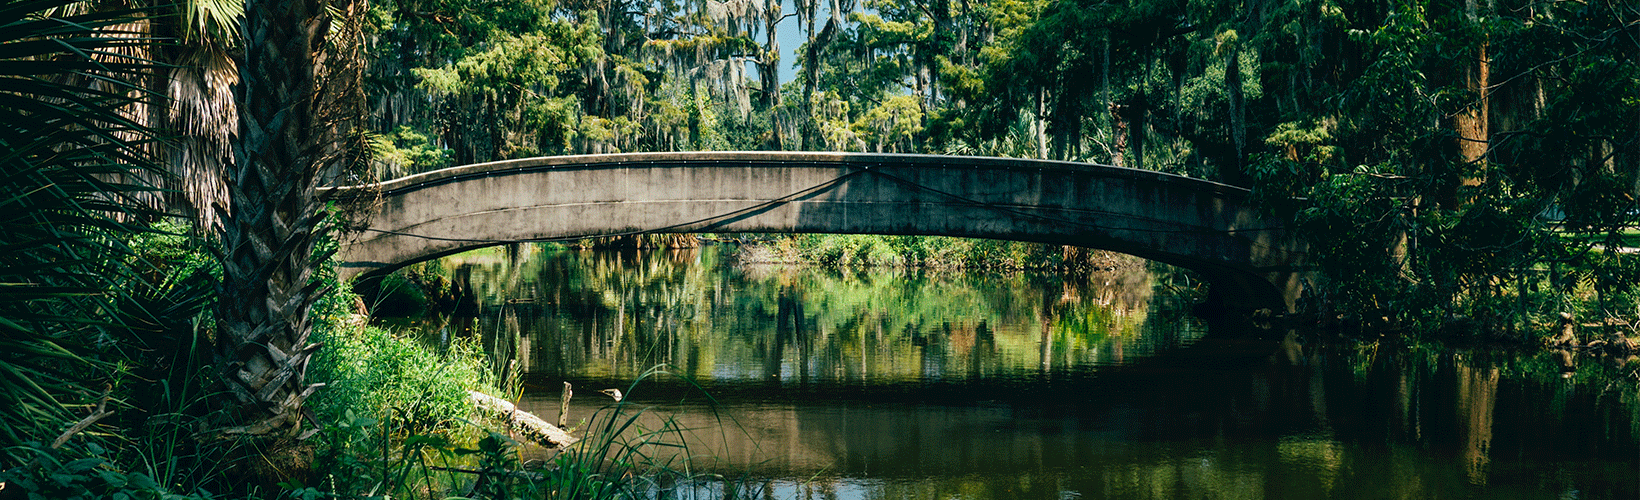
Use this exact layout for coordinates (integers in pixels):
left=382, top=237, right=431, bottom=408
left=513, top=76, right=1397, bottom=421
left=468, top=366, right=762, bottom=500
left=1, top=219, right=228, bottom=498
left=539, top=369, right=705, bottom=498
left=306, top=324, right=491, bottom=434
left=301, top=263, right=738, bottom=499
left=300, top=302, right=500, bottom=497
left=0, top=0, right=175, bottom=464
left=294, top=336, right=747, bottom=498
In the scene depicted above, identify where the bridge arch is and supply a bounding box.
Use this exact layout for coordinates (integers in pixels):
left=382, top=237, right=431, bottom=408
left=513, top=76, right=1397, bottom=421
left=327, top=152, right=1308, bottom=313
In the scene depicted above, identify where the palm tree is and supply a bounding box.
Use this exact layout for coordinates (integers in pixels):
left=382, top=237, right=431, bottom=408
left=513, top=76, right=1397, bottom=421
left=161, top=0, right=242, bottom=230
left=0, top=0, right=360, bottom=465
left=212, top=0, right=365, bottom=438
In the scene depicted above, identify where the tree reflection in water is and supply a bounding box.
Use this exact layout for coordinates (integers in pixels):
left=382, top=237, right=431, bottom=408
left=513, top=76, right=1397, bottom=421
left=398, top=244, right=1640, bottom=500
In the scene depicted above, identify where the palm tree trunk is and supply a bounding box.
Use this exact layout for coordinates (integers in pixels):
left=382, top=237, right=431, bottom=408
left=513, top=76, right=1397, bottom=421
left=215, top=0, right=332, bottom=438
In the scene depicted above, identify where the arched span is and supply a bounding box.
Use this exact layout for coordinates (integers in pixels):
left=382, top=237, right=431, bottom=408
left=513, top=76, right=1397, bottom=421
left=325, top=152, right=1308, bottom=312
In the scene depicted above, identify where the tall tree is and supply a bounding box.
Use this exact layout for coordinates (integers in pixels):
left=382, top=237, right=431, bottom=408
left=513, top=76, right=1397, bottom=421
left=213, top=0, right=340, bottom=437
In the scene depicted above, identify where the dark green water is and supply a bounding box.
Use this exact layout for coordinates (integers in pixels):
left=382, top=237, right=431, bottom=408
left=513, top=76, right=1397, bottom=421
left=409, top=244, right=1640, bottom=499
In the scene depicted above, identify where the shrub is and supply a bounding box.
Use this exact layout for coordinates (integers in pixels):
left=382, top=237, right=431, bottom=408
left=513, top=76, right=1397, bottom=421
left=306, top=323, right=492, bottom=433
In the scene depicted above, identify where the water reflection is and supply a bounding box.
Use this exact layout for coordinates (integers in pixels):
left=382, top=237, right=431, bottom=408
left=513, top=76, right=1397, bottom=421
left=439, top=246, right=1192, bottom=391
left=405, top=245, right=1640, bottom=499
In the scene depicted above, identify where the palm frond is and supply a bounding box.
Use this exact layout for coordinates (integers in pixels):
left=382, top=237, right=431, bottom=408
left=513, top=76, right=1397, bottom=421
left=180, top=0, right=242, bottom=47
left=161, top=47, right=236, bottom=229
left=0, top=0, right=168, bottom=456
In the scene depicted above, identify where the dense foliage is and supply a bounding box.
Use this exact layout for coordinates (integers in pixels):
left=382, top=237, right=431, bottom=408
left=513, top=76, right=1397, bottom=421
left=746, top=234, right=1140, bottom=273
left=2, top=0, right=1637, bottom=496
left=357, top=0, right=1639, bottom=329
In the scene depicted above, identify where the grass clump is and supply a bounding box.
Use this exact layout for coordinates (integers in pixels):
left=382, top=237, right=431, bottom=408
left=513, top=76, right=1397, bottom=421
left=306, top=323, right=491, bottom=434
left=295, top=276, right=506, bottom=497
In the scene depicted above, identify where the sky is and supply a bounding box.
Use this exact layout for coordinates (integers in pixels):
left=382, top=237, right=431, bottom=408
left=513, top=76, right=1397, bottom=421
left=768, top=0, right=837, bottom=85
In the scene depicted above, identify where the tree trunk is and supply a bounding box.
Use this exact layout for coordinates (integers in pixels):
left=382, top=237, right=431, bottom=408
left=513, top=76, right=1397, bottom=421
left=216, top=0, right=333, bottom=439
left=1035, top=87, right=1048, bottom=159
left=801, top=0, right=824, bottom=150
left=1453, top=1, right=1489, bottom=205
left=1111, top=109, right=1127, bottom=168
left=1102, top=30, right=1114, bottom=165
left=1126, top=90, right=1146, bottom=171
left=1456, top=41, right=1488, bottom=173
left=761, top=3, right=784, bottom=150
left=1224, top=45, right=1246, bottom=186
left=929, top=0, right=949, bottom=109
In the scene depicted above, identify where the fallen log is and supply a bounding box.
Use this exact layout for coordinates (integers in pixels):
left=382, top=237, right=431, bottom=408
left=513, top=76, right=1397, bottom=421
left=467, top=390, right=578, bottom=448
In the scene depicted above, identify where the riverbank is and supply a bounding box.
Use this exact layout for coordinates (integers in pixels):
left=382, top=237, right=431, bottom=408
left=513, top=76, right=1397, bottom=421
left=364, top=234, right=1640, bottom=350
left=730, top=234, right=1148, bottom=273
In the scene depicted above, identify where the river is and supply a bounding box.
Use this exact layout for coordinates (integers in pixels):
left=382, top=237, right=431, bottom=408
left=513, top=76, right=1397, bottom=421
left=400, top=243, right=1640, bottom=499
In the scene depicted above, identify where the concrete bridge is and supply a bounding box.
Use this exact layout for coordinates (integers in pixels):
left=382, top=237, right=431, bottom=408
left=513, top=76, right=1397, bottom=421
left=326, top=152, right=1308, bottom=313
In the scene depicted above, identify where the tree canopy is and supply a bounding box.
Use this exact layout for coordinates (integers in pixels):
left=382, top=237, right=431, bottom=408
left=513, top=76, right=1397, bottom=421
left=353, top=0, right=1639, bottom=326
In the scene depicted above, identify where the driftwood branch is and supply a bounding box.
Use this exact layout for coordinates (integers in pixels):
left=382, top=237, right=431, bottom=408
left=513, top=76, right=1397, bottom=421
left=52, top=392, right=114, bottom=449
left=466, top=390, right=577, bottom=448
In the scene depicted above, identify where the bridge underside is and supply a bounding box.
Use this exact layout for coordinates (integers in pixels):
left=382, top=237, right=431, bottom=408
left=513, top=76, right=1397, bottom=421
left=330, top=153, right=1307, bottom=313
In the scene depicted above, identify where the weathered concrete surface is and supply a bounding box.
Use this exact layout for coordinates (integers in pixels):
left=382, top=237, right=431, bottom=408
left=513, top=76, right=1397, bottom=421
left=324, top=152, right=1308, bottom=312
